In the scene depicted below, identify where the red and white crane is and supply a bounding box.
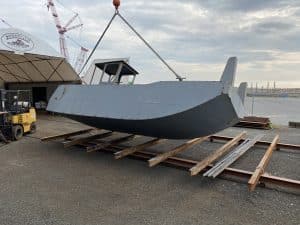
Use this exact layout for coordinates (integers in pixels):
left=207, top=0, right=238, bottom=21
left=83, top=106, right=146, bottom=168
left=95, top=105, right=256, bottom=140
left=47, top=0, right=88, bottom=73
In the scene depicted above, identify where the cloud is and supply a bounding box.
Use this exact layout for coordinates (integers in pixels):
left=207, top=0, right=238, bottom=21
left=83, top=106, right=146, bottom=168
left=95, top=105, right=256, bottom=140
left=193, top=0, right=300, bottom=12
left=252, top=21, right=295, bottom=32
left=1, top=0, right=300, bottom=87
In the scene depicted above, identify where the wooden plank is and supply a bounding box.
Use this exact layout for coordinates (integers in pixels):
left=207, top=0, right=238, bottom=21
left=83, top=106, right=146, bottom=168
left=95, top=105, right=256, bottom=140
left=101, top=145, right=300, bottom=192
left=63, top=131, right=113, bottom=148
left=86, top=134, right=136, bottom=153
left=235, top=121, right=270, bottom=130
left=114, top=138, right=164, bottom=159
left=248, top=135, right=279, bottom=191
left=148, top=136, right=209, bottom=167
left=238, top=121, right=268, bottom=126
left=41, top=128, right=94, bottom=142
left=190, top=131, right=247, bottom=176
left=210, top=135, right=300, bottom=151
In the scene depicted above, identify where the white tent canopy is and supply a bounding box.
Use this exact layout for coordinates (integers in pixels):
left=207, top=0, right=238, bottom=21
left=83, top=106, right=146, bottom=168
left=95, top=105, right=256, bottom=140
left=0, top=28, right=80, bottom=83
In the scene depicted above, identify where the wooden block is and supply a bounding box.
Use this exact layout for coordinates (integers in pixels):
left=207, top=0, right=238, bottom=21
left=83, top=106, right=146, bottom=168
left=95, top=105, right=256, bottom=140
left=248, top=135, right=279, bottom=191
left=148, top=136, right=209, bottom=167
left=114, top=138, right=164, bottom=159
left=41, top=128, right=94, bottom=142
left=86, top=134, right=136, bottom=153
left=289, top=121, right=300, bottom=128
left=190, top=131, right=247, bottom=176
left=63, top=131, right=113, bottom=148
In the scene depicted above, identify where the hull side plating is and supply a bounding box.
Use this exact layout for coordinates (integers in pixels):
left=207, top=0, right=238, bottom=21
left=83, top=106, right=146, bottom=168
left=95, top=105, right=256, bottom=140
left=48, top=86, right=241, bottom=139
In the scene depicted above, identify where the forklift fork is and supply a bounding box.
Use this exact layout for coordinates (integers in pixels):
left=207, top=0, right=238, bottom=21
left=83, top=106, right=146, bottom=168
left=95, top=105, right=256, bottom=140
left=0, top=130, right=9, bottom=143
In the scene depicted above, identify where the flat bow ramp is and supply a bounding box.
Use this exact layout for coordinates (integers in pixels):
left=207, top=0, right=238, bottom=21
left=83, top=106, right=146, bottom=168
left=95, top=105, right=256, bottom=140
left=47, top=81, right=245, bottom=139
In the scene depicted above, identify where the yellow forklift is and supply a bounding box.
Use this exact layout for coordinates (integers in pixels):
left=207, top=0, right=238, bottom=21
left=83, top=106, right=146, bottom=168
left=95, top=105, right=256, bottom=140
left=0, top=90, right=37, bottom=142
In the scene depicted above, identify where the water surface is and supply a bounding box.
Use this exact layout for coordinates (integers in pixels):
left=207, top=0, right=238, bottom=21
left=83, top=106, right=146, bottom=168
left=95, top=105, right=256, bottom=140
left=244, top=97, right=300, bottom=125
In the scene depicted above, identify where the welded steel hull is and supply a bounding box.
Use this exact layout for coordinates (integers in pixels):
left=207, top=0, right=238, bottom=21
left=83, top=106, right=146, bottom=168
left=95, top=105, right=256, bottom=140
left=47, top=81, right=245, bottom=139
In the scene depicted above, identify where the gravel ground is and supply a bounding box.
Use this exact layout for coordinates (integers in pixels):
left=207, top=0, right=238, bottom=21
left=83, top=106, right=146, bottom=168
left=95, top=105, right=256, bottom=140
left=0, top=113, right=298, bottom=225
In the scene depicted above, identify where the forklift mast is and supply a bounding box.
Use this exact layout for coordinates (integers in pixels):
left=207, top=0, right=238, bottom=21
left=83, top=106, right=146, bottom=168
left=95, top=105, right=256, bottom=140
left=0, top=90, right=32, bottom=114
left=0, top=89, right=36, bottom=142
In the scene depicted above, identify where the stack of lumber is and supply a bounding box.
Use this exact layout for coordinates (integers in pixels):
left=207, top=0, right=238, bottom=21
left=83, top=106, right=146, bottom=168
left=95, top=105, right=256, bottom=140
left=235, top=116, right=271, bottom=129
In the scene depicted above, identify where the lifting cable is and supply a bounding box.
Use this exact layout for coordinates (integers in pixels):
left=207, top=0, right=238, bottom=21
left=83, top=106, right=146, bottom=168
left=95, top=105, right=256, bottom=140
left=80, top=12, right=117, bottom=75
left=0, top=18, right=12, bottom=28
left=80, top=1, right=184, bottom=81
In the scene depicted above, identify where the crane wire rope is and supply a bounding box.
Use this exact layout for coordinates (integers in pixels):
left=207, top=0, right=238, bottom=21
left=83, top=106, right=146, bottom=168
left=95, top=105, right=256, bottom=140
left=79, top=11, right=118, bottom=75
left=117, top=11, right=184, bottom=81
left=79, top=8, right=184, bottom=81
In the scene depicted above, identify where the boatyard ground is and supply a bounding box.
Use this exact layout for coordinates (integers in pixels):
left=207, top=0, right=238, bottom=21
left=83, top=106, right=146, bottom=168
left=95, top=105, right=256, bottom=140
left=0, top=113, right=299, bottom=225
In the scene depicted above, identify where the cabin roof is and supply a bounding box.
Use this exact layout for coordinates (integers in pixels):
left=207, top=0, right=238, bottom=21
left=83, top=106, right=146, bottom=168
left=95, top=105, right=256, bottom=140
left=95, top=60, right=139, bottom=76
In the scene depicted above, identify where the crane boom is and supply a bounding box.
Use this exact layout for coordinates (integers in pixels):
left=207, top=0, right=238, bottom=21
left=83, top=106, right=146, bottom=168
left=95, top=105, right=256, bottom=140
left=47, top=0, right=69, bottom=60
left=59, top=33, right=69, bottom=61
left=47, top=0, right=86, bottom=64
left=65, top=24, right=83, bottom=32
left=64, top=13, right=79, bottom=28
left=74, top=47, right=89, bottom=74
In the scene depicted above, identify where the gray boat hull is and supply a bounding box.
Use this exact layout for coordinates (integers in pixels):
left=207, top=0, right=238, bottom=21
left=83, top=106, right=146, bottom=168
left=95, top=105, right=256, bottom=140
left=47, top=57, right=246, bottom=139
left=60, top=94, right=238, bottom=139
left=47, top=82, right=245, bottom=139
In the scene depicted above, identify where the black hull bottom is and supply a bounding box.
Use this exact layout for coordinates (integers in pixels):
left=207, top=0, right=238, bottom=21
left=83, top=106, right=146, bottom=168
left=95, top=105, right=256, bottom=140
left=61, top=94, right=239, bottom=139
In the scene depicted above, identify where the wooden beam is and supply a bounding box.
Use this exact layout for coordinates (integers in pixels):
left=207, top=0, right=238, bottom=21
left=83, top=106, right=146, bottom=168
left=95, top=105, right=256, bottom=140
left=87, top=135, right=136, bottom=153
left=41, top=128, right=94, bottom=142
left=190, top=131, right=247, bottom=176
left=248, top=135, right=279, bottom=191
left=148, top=136, right=209, bottom=167
left=102, top=144, right=300, bottom=191
left=63, top=131, right=113, bottom=148
left=114, top=138, right=164, bottom=159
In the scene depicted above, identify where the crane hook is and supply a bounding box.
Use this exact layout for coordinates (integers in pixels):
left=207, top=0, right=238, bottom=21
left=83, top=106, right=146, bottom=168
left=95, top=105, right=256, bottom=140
left=113, top=0, right=120, bottom=10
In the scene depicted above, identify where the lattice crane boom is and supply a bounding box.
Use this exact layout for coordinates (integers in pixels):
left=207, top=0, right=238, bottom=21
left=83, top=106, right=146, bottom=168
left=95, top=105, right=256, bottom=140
left=58, top=33, right=69, bottom=60
left=65, top=34, right=89, bottom=74
left=65, top=24, right=83, bottom=32
left=47, top=0, right=84, bottom=63
left=74, top=47, right=89, bottom=74
left=64, top=13, right=79, bottom=29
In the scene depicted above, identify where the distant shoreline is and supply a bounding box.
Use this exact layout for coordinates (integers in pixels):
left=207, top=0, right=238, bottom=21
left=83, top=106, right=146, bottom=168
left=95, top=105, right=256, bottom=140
left=247, top=94, right=300, bottom=98
left=246, top=87, right=300, bottom=98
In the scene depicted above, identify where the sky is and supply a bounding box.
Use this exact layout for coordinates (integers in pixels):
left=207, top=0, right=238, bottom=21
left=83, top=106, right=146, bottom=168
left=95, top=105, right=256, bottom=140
left=1, top=0, right=300, bottom=87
